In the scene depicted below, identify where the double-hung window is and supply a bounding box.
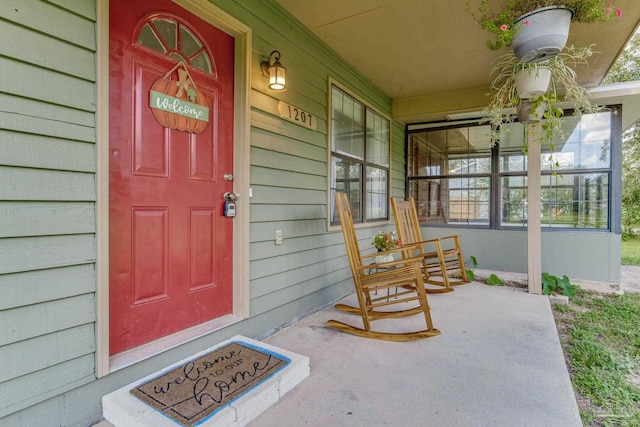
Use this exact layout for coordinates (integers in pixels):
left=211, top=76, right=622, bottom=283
left=330, top=84, right=390, bottom=224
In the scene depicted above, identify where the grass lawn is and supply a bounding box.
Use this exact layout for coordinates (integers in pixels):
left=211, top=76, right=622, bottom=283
left=621, top=236, right=640, bottom=266
left=552, top=289, right=640, bottom=426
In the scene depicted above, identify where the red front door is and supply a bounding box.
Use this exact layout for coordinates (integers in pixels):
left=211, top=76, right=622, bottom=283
left=109, top=0, right=235, bottom=355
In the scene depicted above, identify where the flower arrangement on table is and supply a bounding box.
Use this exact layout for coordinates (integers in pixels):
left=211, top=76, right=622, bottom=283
left=467, top=0, right=622, bottom=51
left=372, top=231, right=401, bottom=252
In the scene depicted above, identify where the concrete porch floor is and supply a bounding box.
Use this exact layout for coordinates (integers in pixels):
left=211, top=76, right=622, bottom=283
left=246, top=282, right=582, bottom=427
left=95, top=267, right=640, bottom=427
left=97, top=280, right=590, bottom=426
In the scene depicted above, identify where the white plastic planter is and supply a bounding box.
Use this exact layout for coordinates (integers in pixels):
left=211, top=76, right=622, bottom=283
left=515, top=66, right=551, bottom=99
left=375, top=253, right=394, bottom=264
left=511, top=6, right=573, bottom=63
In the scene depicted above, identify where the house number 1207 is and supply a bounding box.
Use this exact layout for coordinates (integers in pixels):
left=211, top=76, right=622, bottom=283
left=278, top=101, right=317, bottom=130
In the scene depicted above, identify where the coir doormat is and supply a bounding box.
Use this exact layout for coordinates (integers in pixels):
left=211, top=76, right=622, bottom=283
left=130, top=341, right=291, bottom=426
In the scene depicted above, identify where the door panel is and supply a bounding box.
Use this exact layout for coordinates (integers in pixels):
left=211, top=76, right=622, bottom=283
left=133, top=63, right=170, bottom=177
left=190, top=208, right=216, bottom=290
left=132, top=208, right=168, bottom=304
left=109, top=0, right=234, bottom=355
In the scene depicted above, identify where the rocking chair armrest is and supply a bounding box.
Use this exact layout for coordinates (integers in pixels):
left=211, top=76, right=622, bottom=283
left=415, top=235, right=461, bottom=245
left=415, top=237, right=442, bottom=244
left=436, top=234, right=462, bottom=241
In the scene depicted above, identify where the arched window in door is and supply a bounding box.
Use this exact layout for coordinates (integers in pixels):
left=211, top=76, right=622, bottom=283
left=134, top=15, right=216, bottom=77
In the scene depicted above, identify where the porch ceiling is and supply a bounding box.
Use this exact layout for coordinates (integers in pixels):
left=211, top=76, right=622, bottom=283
left=275, top=0, right=640, bottom=123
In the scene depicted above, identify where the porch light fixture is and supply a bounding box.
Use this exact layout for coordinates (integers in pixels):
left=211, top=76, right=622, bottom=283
left=261, top=50, right=286, bottom=91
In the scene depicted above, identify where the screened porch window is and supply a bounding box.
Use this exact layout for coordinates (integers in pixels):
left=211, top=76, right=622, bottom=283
left=407, top=126, right=492, bottom=225
left=407, top=110, right=617, bottom=230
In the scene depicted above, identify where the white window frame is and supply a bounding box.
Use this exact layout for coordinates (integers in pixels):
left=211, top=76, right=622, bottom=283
left=327, top=79, right=392, bottom=230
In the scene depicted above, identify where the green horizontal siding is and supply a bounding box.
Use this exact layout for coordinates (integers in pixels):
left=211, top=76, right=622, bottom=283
left=0, top=0, right=98, bottom=420
left=0, top=0, right=96, bottom=50
left=246, top=185, right=327, bottom=206
left=250, top=166, right=326, bottom=190
left=249, top=219, right=328, bottom=242
left=0, top=111, right=95, bottom=144
left=0, top=93, right=96, bottom=133
left=251, top=121, right=326, bottom=161
left=0, top=20, right=95, bottom=80
left=251, top=146, right=326, bottom=176
left=0, top=202, right=95, bottom=238
left=250, top=264, right=350, bottom=301
left=49, top=0, right=96, bottom=20
left=0, top=58, right=96, bottom=111
left=0, top=324, right=95, bottom=383
left=251, top=245, right=347, bottom=283
left=250, top=238, right=345, bottom=266
left=0, top=168, right=96, bottom=201
left=248, top=230, right=378, bottom=316
left=0, top=398, right=64, bottom=427
left=0, top=131, right=95, bottom=172
left=249, top=201, right=326, bottom=222
left=0, top=293, right=96, bottom=346
left=0, top=265, right=96, bottom=310
left=0, top=235, right=96, bottom=275
left=0, top=354, right=95, bottom=419
left=250, top=271, right=352, bottom=317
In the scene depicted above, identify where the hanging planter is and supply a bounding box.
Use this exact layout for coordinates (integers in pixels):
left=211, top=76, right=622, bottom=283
left=514, top=66, right=551, bottom=99
left=511, top=6, right=573, bottom=63
left=517, top=100, right=546, bottom=123
left=485, top=45, right=601, bottom=146
left=467, top=1, right=621, bottom=57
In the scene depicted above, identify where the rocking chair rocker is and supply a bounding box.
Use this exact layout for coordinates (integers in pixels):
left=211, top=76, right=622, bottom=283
left=327, top=193, right=440, bottom=341
left=391, top=197, right=470, bottom=292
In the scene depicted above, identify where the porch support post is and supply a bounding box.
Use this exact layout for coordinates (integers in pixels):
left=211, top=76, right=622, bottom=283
left=527, top=122, right=542, bottom=294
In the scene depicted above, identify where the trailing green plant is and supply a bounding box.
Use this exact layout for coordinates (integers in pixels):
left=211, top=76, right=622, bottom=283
left=485, top=45, right=602, bottom=148
left=486, top=273, right=504, bottom=286
left=463, top=256, right=504, bottom=285
left=465, top=255, right=478, bottom=280
left=467, top=0, right=622, bottom=51
left=542, top=272, right=577, bottom=297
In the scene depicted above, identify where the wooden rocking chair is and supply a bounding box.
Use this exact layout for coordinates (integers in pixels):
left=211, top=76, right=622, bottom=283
left=327, top=193, right=440, bottom=341
left=391, top=197, right=470, bottom=292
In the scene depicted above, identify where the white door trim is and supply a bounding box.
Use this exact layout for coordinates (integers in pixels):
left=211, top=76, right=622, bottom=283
left=95, top=0, right=251, bottom=377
